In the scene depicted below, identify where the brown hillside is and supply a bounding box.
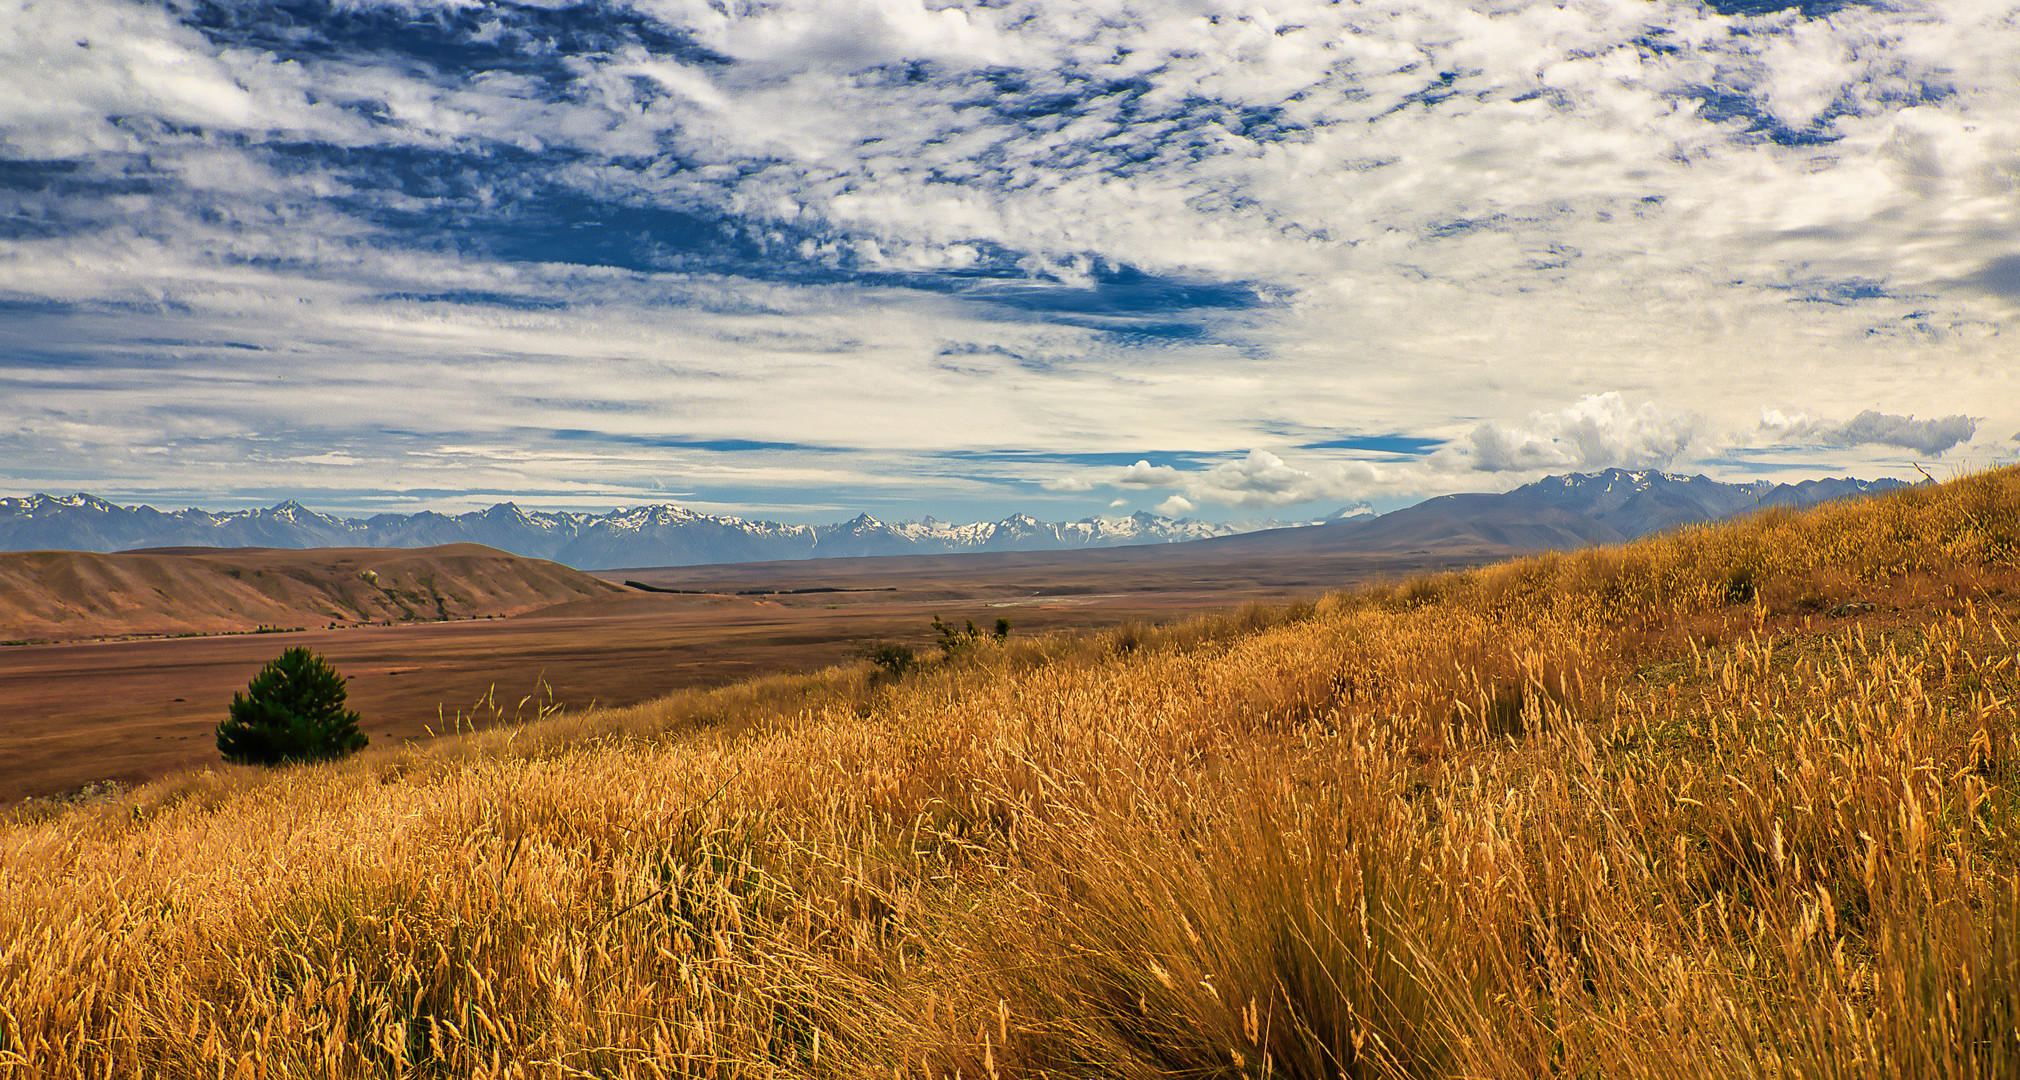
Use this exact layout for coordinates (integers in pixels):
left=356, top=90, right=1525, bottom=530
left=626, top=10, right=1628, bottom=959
left=0, top=544, right=623, bottom=642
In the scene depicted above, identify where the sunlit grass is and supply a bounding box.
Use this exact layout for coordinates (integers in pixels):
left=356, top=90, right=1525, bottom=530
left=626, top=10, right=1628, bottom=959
left=3, top=468, right=2018, bottom=1077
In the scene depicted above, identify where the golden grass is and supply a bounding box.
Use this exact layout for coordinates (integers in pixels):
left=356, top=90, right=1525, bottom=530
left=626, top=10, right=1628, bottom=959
left=4, top=469, right=2020, bottom=1077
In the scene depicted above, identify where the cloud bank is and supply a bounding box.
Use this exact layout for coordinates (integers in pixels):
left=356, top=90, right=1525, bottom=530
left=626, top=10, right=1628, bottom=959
left=1822, top=411, right=1978, bottom=455
left=1760, top=407, right=1980, bottom=456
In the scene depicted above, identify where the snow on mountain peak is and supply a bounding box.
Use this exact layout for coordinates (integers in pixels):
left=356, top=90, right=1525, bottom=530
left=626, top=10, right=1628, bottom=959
left=1, top=494, right=1266, bottom=566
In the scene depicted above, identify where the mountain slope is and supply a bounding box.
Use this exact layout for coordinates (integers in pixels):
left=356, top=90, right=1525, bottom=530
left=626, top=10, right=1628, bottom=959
left=6, top=469, right=2015, bottom=1075
left=1196, top=492, right=1630, bottom=557
left=1511, top=469, right=1913, bottom=537
left=0, top=544, right=623, bottom=642
left=1183, top=469, right=1914, bottom=561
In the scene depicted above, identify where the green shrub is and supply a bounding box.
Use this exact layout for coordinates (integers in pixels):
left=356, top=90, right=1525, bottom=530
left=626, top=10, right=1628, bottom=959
left=863, top=642, right=919, bottom=679
left=216, top=647, right=369, bottom=766
left=933, top=615, right=1010, bottom=658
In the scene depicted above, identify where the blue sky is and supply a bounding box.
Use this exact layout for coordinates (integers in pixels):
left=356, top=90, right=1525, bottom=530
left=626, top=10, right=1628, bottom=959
left=1, top=0, right=2015, bottom=523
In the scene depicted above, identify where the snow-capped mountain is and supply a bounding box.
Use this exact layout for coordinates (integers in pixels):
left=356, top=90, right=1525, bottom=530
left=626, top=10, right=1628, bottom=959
left=0, top=472, right=1915, bottom=570
left=1198, top=469, right=1921, bottom=560
left=0, top=495, right=1263, bottom=569
left=1510, top=469, right=1915, bottom=539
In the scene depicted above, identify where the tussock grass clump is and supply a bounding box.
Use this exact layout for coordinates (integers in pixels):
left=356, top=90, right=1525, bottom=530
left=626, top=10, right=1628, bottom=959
left=3, top=468, right=2019, bottom=1077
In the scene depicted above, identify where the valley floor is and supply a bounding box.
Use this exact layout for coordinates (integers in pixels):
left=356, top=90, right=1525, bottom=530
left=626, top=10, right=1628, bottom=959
left=0, top=545, right=1468, bottom=803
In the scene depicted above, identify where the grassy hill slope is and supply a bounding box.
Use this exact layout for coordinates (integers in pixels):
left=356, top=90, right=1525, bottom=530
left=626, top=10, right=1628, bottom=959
left=3, top=469, right=2018, bottom=1077
left=0, top=543, right=624, bottom=642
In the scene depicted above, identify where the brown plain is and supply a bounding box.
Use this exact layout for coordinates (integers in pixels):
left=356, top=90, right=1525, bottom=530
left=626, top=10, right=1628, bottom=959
left=0, top=540, right=1486, bottom=802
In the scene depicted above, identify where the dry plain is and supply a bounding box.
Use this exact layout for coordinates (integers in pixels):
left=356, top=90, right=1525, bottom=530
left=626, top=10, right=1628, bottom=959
left=0, top=541, right=1483, bottom=802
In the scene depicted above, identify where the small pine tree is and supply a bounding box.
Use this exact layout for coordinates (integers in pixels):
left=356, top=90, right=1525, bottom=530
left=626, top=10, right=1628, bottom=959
left=217, top=647, right=369, bottom=766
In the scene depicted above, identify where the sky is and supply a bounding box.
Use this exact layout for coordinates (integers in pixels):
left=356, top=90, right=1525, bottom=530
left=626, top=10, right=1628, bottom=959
left=1, top=0, right=2016, bottom=524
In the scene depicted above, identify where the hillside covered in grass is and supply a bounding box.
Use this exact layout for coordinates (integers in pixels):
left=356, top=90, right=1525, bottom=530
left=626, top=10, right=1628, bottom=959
left=4, top=469, right=2019, bottom=1078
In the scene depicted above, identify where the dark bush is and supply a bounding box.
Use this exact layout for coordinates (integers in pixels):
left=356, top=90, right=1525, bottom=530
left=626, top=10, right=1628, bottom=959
left=864, top=643, right=920, bottom=679
left=216, top=647, right=369, bottom=766
left=1723, top=563, right=1761, bottom=605
left=932, top=615, right=1010, bottom=658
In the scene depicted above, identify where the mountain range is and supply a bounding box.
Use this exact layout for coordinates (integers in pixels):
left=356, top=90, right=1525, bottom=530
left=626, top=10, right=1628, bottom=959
left=0, top=497, right=1273, bottom=569
left=0, top=470, right=1914, bottom=570
left=1200, top=469, right=1918, bottom=559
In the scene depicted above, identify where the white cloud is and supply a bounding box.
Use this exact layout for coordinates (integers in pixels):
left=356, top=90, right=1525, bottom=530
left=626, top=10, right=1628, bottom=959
left=1177, top=450, right=1380, bottom=509
left=1453, top=394, right=1697, bottom=474
left=2, top=0, right=2018, bottom=512
left=1105, top=450, right=1385, bottom=509
left=1116, top=460, right=1183, bottom=489
left=1155, top=494, right=1195, bottom=517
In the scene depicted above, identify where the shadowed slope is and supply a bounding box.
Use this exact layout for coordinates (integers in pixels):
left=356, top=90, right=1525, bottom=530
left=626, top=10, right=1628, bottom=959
left=1195, top=491, right=1629, bottom=557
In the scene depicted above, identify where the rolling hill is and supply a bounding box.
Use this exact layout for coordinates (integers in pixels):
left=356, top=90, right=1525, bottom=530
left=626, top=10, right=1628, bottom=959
left=0, top=544, right=622, bottom=643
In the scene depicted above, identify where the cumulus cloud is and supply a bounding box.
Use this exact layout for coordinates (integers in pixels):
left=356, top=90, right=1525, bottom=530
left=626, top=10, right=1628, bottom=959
left=1155, top=494, right=1195, bottom=517
left=1110, top=450, right=1381, bottom=509
left=1455, top=394, right=1696, bottom=474
left=1111, top=460, right=1179, bottom=488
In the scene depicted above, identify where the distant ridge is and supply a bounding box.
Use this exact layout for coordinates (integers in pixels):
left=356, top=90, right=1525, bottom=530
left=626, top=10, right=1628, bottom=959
left=0, top=470, right=1913, bottom=569
left=0, top=544, right=622, bottom=643
left=0, top=495, right=1267, bottom=569
left=1507, top=469, right=1918, bottom=539
left=1191, top=468, right=1917, bottom=559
